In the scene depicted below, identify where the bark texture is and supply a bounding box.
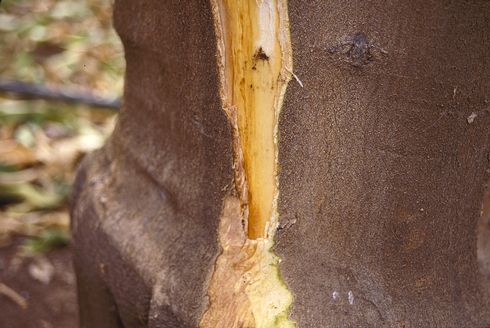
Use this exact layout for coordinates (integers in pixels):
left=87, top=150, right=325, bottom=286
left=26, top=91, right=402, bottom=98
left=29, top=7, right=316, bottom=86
left=71, top=0, right=490, bottom=327
left=72, top=1, right=233, bottom=326
left=276, top=1, right=490, bottom=327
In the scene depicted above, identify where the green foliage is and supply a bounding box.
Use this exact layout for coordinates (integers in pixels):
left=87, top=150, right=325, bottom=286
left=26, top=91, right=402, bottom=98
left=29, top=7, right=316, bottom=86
left=22, top=228, right=70, bottom=254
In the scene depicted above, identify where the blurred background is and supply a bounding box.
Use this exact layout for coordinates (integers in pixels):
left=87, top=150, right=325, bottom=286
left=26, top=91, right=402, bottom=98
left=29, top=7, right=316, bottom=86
left=0, top=0, right=123, bottom=326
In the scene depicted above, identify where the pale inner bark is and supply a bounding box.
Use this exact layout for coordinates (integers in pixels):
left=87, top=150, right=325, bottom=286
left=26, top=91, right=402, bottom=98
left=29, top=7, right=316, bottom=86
left=216, top=0, right=291, bottom=239
left=200, top=0, right=294, bottom=327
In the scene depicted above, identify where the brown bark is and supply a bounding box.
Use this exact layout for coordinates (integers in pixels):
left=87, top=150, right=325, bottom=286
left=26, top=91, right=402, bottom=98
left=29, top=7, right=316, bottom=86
left=71, top=1, right=490, bottom=327
left=277, top=1, right=490, bottom=327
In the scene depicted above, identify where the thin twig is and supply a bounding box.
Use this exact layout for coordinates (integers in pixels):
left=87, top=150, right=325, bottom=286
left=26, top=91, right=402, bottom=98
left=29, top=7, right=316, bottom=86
left=285, top=67, right=303, bottom=88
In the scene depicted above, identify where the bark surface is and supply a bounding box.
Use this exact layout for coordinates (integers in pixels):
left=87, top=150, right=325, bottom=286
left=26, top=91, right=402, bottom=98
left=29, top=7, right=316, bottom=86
left=276, top=1, right=490, bottom=327
left=72, top=1, right=232, bottom=326
left=71, top=1, right=490, bottom=327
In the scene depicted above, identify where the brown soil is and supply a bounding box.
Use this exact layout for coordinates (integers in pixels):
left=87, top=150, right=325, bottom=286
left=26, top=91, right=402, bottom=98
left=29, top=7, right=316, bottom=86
left=0, top=238, right=78, bottom=328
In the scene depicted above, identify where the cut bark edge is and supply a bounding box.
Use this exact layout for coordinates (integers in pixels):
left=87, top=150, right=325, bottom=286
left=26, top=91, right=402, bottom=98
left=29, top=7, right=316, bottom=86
left=201, top=0, right=295, bottom=327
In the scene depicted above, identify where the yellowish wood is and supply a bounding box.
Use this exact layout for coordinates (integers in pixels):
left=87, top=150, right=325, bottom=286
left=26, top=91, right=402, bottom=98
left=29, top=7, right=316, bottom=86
left=218, top=0, right=291, bottom=239
left=200, top=1, right=295, bottom=327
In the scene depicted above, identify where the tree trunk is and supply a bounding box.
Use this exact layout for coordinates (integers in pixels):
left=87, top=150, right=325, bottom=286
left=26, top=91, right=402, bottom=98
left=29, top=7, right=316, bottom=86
left=71, top=0, right=490, bottom=327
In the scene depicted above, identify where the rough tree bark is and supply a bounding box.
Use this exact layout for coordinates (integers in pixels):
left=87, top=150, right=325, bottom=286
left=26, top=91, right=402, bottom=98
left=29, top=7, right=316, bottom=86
left=71, top=0, right=490, bottom=327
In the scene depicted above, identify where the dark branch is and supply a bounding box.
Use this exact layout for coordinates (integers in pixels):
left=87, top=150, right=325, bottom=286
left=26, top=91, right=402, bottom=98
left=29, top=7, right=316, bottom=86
left=0, top=79, right=121, bottom=110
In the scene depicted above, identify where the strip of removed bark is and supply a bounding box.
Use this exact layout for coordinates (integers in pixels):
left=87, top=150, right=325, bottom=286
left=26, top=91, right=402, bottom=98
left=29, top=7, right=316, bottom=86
left=201, top=0, right=294, bottom=327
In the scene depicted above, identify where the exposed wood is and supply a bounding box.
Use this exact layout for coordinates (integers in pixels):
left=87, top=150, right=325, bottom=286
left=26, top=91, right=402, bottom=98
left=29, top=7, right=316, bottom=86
left=200, top=1, right=295, bottom=326
left=213, top=0, right=292, bottom=239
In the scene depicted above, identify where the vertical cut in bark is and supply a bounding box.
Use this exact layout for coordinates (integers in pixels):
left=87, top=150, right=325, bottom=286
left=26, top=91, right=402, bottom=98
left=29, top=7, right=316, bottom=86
left=214, top=0, right=292, bottom=239
left=201, top=0, right=294, bottom=327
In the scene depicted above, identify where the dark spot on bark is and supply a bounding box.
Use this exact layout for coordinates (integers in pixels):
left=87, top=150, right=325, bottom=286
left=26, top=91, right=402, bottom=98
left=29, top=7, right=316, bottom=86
left=348, top=32, right=372, bottom=66
left=328, top=32, right=382, bottom=67
left=252, top=46, right=269, bottom=70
